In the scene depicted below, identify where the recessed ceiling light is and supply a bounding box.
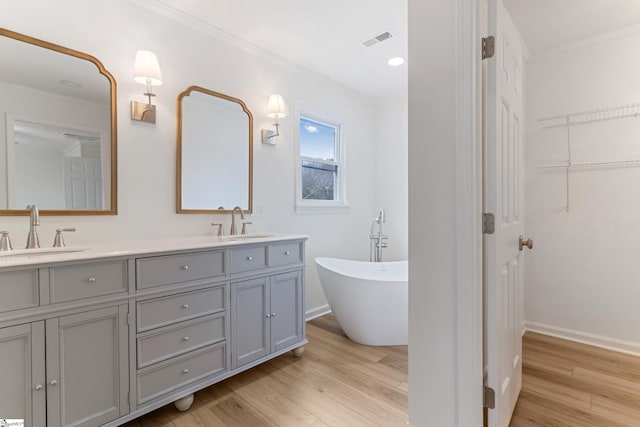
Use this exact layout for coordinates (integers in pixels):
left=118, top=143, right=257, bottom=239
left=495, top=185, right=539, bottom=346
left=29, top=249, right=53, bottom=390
left=388, top=57, right=405, bottom=66
left=60, top=79, right=82, bottom=88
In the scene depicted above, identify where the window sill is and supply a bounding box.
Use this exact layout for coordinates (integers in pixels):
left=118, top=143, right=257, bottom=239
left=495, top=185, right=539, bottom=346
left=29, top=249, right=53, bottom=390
left=295, top=203, right=350, bottom=215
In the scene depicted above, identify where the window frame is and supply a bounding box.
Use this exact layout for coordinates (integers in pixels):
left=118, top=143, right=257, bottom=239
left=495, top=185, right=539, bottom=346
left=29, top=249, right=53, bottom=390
left=294, top=109, right=348, bottom=213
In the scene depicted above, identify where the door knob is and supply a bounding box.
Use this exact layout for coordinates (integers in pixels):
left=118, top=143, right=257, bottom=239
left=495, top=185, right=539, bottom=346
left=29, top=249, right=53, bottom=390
left=519, top=235, right=533, bottom=251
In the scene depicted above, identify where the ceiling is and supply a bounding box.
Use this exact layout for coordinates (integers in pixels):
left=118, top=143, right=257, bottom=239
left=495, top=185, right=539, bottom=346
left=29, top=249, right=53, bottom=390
left=137, top=0, right=407, bottom=99
left=503, top=0, right=640, bottom=56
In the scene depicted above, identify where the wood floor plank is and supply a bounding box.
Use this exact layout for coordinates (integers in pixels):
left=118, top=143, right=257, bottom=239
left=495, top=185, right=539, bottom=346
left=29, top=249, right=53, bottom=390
left=209, top=395, right=277, bottom=427
left=521, top=372, right=592, bottom=410
left=511, top=389, right=626, bottom=427
left=224, top=368, right=320, bottom=426
left=254, top=363, right=379, bottom=427
left=590, top=394, right=640, bottom=426
left=513, top=332, right=640, bottom=427
left=298, top=368, right=408, bottom=426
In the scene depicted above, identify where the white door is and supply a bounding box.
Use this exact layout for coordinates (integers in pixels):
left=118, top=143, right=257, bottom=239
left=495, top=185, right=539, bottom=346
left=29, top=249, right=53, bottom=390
left=63, top=157, right=103, bottom=210
left=484, top=0, right=528, bottom=425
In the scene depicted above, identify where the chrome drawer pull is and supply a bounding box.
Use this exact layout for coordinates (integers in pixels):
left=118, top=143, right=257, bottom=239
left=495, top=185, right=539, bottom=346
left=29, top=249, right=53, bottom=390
left=34, top=384, right=43, bottom=391
left=182, top=304, right=189, bottom=309
left=87, top=277, right=97, bottom=283
left=48, top=380, right=58, bottom=387
left=285, top=251, right=291, bottom=255
left=182, top=369, right=189, bottom=374
left=246, top=256, right=253, bottom=261
left=183, top=336, right=189, bottom=341
left=181, top=265, right=189, bottom=270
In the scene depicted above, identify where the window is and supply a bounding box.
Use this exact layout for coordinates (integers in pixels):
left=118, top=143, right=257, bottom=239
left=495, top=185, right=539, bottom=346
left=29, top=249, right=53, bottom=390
left=296, top=113, right=347, bottom=212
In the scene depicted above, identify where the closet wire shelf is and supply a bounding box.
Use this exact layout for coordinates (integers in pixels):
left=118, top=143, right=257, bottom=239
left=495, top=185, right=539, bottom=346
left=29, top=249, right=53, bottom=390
left=538, top=102, right=640, bottom=128
left=537, top=102, right=640, bottom=211
left=539, top=160, right=640, bottom=172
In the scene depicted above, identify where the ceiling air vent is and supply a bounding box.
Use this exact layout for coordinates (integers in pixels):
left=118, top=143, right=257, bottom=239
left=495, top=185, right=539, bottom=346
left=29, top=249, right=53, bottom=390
left=62, top=133, right=100, bottom=142
left=362, top=31, right=394, bottom=48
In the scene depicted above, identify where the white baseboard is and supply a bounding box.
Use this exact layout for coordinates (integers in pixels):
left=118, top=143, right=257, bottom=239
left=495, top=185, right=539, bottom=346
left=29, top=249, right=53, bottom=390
left=524, top=321, right=640, bottom=357
left=305, top=304, right=331, bottom=322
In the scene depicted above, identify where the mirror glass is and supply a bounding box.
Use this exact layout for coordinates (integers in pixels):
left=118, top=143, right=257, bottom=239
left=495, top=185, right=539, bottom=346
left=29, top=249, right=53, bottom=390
left=177, top=86, right=253, bottom=213
left=0, top=28, right=117, bottom=215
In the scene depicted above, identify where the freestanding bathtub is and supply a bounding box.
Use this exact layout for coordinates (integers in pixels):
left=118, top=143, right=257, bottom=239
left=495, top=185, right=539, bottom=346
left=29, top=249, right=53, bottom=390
left=315, top=257, right=408, bottom=346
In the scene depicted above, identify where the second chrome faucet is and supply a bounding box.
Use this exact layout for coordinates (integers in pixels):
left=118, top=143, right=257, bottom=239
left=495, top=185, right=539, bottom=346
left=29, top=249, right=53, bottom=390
left=26, top=204, right=40, bottom=249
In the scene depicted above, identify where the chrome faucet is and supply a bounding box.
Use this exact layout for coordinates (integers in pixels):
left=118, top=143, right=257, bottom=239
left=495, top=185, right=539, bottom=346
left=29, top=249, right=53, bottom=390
left=26, top=204, right=40, bottom=249
left=230, top=206, right=245, bottom=235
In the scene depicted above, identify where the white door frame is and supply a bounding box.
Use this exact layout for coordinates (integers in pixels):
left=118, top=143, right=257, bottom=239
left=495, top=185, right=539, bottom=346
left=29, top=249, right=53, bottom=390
left=454, top=0, right=484, bottom=425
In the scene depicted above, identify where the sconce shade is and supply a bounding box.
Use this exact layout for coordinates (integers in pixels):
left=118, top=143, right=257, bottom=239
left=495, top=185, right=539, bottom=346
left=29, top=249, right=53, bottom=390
left=266, top=94, right=289, bottom=119
left=133, top=50, right=163, bottom=86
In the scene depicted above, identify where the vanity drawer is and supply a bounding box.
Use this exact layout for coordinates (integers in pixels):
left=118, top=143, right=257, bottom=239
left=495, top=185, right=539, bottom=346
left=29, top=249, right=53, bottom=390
left=230, top=245, right=267, bottom=273
left=49, top=260, right=127, bottom=303
left=137, top=250, right=225, bottom=290
left=137, top=343, right=226, bottom=405
left=268, top=241, right=303, bottom=267
left=137, top=286, right=225, bottom=332
left=0, top=268, right=39, bottom=312
left=137, top=313, right=226, bottom=368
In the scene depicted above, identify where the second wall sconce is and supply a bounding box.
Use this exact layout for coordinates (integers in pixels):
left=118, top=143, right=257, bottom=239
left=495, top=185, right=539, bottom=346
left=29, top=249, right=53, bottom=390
left=261, top=94, right=289, bottom=144
left=131, top=50, right=162, bottom=124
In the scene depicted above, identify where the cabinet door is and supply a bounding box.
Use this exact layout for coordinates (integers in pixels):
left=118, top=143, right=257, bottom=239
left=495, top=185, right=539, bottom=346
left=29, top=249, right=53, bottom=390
left=231, top=277, right=270, bottom=368
left=0, top=322, right=46, bottom=427
left=46, top=305, right=129, bottom=427
left=270, top=271, right=304, bottom=353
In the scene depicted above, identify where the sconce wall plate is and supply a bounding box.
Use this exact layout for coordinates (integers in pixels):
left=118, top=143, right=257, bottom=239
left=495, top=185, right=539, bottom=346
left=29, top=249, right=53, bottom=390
left=261, top=129, right=277, bottom=145
left=131, top=100, right=156, bottom=123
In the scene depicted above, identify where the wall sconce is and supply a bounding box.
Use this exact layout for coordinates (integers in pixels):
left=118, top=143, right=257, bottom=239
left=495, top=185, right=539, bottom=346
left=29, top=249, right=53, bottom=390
left=261, top=94, right=289, bottom=144
left=131, top=50, right=162, bottom=124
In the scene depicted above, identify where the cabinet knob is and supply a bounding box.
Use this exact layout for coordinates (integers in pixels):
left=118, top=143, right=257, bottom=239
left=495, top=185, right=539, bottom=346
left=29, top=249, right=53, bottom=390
left=182, top=369, right=189, bottom=374
left=183, top=336, right=189, bottom=341
left=48, top=380, right=58, bottom=387
left=34, top=384, right=43, bottom=391
left=182, top=304, right=189, bottom=309
left=285, top=251, right=291, bottom=255
left=266, top=314, right=271, bottom=318
left=181, top=265, right=189, bottom=270
left=87, top=277, right=96, bottom=283
left=246, top=256, right=253, bottom=261
left=272, top=312, right=277, bottom=317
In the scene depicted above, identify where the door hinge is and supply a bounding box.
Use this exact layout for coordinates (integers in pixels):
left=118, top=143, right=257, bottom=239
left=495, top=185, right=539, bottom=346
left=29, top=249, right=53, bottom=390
left=483, top=386, right=496, bottom=409
left=128, top=391, right=131, bottom=405
left=482, top=36, right=495, bottom=60
left=483, top=212, right=495, bottom=234
left=126, top=312, right=131, bottom=325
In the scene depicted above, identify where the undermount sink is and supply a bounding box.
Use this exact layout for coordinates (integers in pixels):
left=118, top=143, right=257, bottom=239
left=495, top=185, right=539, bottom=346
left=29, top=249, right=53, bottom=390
left=0, top=247, right=89, bottom=258
left=218, top=233, right=276, bottom=242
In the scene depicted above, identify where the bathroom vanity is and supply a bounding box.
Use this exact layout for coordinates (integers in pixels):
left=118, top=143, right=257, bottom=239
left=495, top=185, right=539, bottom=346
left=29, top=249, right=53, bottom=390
left=0, top=234, right=307, bottom=427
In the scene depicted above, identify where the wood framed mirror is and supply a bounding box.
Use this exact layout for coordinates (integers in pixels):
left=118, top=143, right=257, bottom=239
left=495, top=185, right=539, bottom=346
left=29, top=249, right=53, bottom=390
left=177, top=86, right=253, bottom=214
left=0, top=28, right=117, bottom=216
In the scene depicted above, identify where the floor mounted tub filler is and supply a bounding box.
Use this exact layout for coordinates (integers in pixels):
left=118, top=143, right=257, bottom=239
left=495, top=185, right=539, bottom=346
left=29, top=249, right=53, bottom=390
left=315, top=257, right=408, bottom=346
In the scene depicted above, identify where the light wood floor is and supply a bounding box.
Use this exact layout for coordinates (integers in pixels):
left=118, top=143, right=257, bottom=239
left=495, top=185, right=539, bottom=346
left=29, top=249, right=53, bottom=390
left=511, top=331, right=640, bottom=426
left=124, top=318, right=640, bottom=426
left=123, top=314, right=408, bottom=427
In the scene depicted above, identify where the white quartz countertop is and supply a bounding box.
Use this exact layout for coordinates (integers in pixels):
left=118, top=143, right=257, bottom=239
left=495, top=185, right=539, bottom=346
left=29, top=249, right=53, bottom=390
left=0, top=233, right=308, bottom=269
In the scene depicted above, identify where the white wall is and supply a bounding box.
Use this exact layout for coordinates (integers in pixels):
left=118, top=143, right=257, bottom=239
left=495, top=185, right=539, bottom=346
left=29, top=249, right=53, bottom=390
left=525, top=30, right=640, bottom=353
left=0, top=0, right=380, bottom=316
left=374, top=92, right=408, bottom=261
left=408, top=0, right=459, bottom=424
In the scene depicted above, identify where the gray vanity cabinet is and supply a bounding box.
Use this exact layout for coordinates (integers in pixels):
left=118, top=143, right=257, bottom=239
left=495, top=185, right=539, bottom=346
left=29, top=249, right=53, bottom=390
left=231, top=270, right=303, bottom=368
left=46, top=304, right=129, bottom=427
left=0, top=322, right=46, bottom=427
left=0, top=305, right=128, bottom=427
